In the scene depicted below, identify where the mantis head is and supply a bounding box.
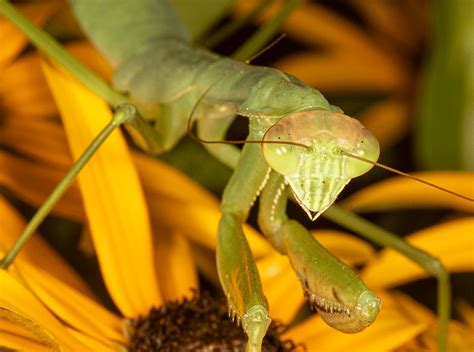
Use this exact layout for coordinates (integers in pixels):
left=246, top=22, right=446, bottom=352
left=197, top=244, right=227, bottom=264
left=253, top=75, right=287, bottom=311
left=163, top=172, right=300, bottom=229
left=262, top=110, right=380, bottom=220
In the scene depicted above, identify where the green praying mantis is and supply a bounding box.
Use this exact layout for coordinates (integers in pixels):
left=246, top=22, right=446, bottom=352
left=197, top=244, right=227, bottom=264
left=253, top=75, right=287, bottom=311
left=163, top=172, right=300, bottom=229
left=0, top=0, right=472, bottom=351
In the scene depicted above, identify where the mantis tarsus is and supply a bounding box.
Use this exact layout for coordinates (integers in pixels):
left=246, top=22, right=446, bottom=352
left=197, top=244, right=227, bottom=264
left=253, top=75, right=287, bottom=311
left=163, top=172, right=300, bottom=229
left=0, top=1, right=471, bottom=351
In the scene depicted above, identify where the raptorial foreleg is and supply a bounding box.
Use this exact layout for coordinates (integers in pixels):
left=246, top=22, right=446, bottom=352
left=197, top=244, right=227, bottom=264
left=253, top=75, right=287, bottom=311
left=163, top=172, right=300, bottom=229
left=258, top=172, right=381, bottom=333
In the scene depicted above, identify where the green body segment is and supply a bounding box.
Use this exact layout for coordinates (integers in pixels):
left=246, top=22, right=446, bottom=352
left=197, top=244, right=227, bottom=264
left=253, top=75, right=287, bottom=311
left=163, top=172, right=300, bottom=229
left=70, top=0, right=332, bottom=152
left=70, top=0, right=191, bottom=65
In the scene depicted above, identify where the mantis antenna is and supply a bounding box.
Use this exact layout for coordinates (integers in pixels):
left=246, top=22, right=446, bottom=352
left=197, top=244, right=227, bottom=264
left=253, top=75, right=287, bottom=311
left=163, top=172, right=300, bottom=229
left=186, top=75, right=310, bottom=150
left=341, top=150, right=474, bottom=202
left=187, top=33, right=306, bottom=149
left=187, top=84, right=471, bottom=203
left=244, top=33, right=287, bottom=64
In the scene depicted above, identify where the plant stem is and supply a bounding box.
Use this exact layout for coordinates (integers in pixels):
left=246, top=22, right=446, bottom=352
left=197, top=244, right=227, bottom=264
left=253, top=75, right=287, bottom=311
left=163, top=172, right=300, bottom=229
left=0, top=105, right=137, bottom=269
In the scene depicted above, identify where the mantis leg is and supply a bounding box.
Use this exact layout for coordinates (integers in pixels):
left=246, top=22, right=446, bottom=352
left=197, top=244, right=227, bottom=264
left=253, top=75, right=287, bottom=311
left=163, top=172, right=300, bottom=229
left=323, top=206, right=450, bottom=351
left=258, top=172, right=381, bottom=333
left=0, top=104, right=137, bottom=269
left=217, top=136, right=271, bottom=352
left=0, top=0, right=125, bottom=106
left=197, top=108, right=241, bottom=169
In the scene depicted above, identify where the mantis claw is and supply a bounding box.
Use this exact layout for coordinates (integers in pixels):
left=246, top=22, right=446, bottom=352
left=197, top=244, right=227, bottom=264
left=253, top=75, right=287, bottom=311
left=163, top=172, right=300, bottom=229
left=112, top=103, right=137, bottom=125
left=241, top=305, right=271, bottom=352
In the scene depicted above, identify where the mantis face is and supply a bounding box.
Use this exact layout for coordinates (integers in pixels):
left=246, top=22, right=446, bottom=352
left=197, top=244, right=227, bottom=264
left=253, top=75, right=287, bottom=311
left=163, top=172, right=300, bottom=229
left=262, top=110, right=380, bottom=220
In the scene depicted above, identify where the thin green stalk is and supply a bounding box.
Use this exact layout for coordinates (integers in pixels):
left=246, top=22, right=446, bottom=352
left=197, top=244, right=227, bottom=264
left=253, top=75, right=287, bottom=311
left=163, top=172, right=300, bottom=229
left=0, top=0, right=127, bottom=106
left=0, top=105, right=137, bottom=269
left=324, top=204, right=449, bottom=351
left=232, top=0, right=301, bottom=62
left=203, top=0, right=275, bottom=48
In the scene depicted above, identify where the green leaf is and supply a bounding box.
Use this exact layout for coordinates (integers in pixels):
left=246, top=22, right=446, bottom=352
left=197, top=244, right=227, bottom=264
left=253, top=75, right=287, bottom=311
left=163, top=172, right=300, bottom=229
left=416, top=0, right=474, bottom=170
left=159, top=136, right=232, bottom=194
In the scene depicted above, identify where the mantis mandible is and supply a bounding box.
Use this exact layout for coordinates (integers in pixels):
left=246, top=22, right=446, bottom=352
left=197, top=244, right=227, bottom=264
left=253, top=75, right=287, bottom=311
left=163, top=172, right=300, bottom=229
left=0, top=1, right=471, bottom=351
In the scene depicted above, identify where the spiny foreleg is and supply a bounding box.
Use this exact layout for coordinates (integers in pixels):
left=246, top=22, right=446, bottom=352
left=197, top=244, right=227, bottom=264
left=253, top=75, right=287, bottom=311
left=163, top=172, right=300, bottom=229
left=258, top=172, right=381, bottom=333
left=217, top=139, right=272, bottom=352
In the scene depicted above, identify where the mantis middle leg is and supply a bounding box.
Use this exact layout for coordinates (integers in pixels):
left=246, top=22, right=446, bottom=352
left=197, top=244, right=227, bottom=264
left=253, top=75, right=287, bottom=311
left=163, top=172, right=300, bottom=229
left=197, top=107, right=240, bottom=169
left=323, top=205, right=450, bottom=350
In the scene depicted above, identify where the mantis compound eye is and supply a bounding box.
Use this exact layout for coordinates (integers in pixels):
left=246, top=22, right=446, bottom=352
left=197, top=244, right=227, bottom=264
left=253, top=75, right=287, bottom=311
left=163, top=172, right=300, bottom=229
left=262, top=121, right=304, bottom=176
left=343, top=128, right=380, bottom=178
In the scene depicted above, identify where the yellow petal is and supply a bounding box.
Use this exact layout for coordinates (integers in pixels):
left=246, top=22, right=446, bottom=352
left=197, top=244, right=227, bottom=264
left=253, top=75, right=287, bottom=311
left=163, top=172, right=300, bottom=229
left=1, top=318, right=42, bottom=342
left=191, top=243, right=220, bottom=286
left=362, top=217, right=474, bottom=288
left=258, top=253, right=304, bottom=323
left=66, top=41, right=113, bottom=81
left=0, top=319, right=52, bottom=352
left=387, top=290, right=435, bottom=323
left=313, top=230, right=375, bottom=266
left=0, top=198, right=91, bottom=296
left=0, top=270, right=90, bottom=351
left=257, top=250, right=287, bottom=281
left=148, top=198, right=271, bottom=258
left=41, top=60, right=162, bottom=316
left=0, top=117, right=71, bottom=169
left=356, top=98, right=410, bottom=150
left=0, top=53, right=57, bottom=119
left=398, top=320, right=474, bottom=351
left=456, top=300, right=474, bottom=330
left=265, top=271, right=304, bottom=323
left=0, top=2, right=58, bottom=70
left=66, top=328, right=122, bottom=352
left=275, top=50, right=407, bottom=94
left=134, top=152, right=217, bottom=208
left=349, top=0, right=418, bottom=51
left=2, top=116, right=218, bottom=208
left=0, top=151, right=83, bottom=220
left=234, top=0, right=386, bottom=54
left=14, top=261, right=125, bottom=346
left=342, top=172, right=474, bottom=213
left=154, top=228, right=199, bottom=301
left=284, top=291, right=427, bottom=351
left=0, top=42, right=110, bottom=121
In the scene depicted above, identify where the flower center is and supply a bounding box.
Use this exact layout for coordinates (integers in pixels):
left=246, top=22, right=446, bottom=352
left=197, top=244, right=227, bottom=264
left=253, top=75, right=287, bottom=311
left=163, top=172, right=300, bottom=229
left=129, top=291, right=303, bottom=351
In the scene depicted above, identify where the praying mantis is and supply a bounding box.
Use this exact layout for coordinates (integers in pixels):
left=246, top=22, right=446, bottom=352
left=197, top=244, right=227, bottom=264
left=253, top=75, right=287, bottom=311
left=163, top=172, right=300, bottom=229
left=0, top=1, right=471, bottom=351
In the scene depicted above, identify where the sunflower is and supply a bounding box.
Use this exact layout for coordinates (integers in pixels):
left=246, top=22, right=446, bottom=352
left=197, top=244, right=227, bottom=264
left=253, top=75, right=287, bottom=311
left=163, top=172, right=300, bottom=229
left=1, top=1, right=474, bottom=351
